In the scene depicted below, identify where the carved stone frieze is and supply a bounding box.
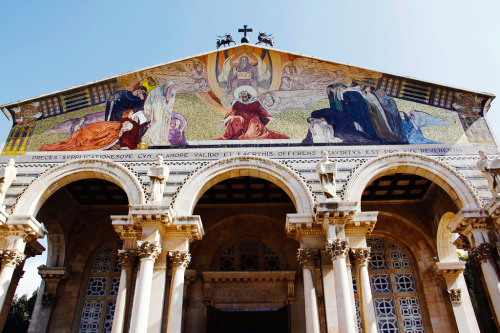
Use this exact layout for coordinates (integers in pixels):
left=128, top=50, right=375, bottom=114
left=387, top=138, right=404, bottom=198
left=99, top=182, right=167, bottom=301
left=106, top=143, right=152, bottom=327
left=137, top=241, right=161, bottom=260
left=471, top=243, right=498, bottom=263
left=448, top=289, right=462, bottom=304
left=296, top=249, right=319, bottom=268
left=325, top=239, right=349, bottom=260
left=0, top=250, right=25, bottom=267
left=169, top=251, right=191, bottom=269
left=351, top=248, right=371, bottom=266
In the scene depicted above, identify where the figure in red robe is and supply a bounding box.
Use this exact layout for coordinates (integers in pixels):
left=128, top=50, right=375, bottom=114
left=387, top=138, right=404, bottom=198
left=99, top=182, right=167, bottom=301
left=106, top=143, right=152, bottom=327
left=216, top=86, right=289, bottom=140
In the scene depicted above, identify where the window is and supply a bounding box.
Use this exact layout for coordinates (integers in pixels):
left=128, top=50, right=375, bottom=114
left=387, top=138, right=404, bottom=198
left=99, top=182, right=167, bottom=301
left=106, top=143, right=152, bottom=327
left=217, top=239, right=283, bottom=271
left=78, top=243, right=121, bottom=333
left=353, top=237, right=425, bottom=333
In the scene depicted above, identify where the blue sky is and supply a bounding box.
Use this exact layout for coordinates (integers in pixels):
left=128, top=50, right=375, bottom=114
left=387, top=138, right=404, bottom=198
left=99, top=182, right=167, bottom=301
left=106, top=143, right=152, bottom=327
left=1, top=0, right=499, bottom=295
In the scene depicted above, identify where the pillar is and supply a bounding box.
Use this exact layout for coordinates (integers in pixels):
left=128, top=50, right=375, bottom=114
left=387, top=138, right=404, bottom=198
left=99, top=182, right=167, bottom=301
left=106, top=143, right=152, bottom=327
left=33, top=266, right=70, bottom=333
left=111, top=250, right=136, bottom=333
left=166, top=251, right=191, bottom=333
left=129, top=241, right=160, bottom=333
left=471, top=243, right=500, bottom=322
left=0, top=250, right=25, bottom=308
left=351, top=248, right=376, bottom=333
left=325, top=239, right=356, bottom=333
left=297, top=249, right=321, bottom=333
left=434, top=262, right=480, bottom=333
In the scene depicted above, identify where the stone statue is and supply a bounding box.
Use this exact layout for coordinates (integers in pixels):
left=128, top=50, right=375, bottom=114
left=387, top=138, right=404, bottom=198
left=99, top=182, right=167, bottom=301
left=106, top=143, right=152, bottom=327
left=147, top=155, right=170, bottom=203
left=0, top=159, right=17, bottom=207
left=477, top=151, right=500, bottom=198
left=316, top=151, right=337, bottom=200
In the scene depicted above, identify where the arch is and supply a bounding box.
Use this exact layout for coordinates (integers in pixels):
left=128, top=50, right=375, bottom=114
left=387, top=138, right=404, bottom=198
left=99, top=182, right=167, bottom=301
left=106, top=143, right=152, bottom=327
left=173, top=156, right=314, bottom=216
left=345, top=153, right=481, bottom=210
left=436, top=212, right=460, bottom=262
left=11, top=159, right=145, bottom=216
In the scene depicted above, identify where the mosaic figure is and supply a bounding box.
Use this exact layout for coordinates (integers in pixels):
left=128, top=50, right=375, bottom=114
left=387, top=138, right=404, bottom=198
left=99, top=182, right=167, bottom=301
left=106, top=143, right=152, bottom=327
left=216, top=86, right=289, bottom=140
left=104, top=88, right=147, bottom=122
left=142, top=82, right=176, bottom=146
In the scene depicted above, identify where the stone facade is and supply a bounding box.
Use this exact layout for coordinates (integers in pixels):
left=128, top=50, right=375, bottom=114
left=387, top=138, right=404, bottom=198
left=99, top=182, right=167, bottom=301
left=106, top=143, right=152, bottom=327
left=0, top=45, right=498, bottom=333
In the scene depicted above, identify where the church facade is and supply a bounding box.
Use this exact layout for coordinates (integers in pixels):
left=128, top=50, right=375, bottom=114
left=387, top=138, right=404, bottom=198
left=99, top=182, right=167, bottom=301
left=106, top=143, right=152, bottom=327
left=0, top=44, right=498, bottom=333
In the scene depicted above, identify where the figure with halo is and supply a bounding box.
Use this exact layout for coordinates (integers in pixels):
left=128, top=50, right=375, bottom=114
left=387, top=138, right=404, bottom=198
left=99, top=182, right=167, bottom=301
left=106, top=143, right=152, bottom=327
left=147, top=155, right=170, bottom=203
left=316, top=151, right=338, bottom=200
left=215, top=85, right=289, bottom=140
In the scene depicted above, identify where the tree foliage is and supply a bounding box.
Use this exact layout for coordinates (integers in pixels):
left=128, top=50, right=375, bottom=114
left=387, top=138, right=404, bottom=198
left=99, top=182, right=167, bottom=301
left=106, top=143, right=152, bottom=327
left=461, top=255, right=498, bottom=333
left=2, top=289, right=37, bottom=333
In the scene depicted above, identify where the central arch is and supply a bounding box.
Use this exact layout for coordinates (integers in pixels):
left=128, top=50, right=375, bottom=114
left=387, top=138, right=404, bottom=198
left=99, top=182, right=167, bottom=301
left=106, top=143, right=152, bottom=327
left=173, top=156, right=314, bottom=216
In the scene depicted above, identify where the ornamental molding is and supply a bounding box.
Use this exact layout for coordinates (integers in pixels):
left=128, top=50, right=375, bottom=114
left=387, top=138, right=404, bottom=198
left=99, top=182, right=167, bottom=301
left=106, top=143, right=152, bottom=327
left=173, top=155, right=315, bottom=216
left=202, top=271, right=296, bottom=306
left=433, top=261, right=465, bottom=279
left=117, top=249, right=137, bottom=268
left=325, top=239, right=349, bottom=260
left=297, top=249, right=320, bottom=268
left=11, top=158, right=145, bottom=215
left=448, top=289, right=462, bottom=305
left=137, top=241, right=161, bottom=260
left=0, top=250, right=25, bottom=267
left=471, top=243, right=497, bottom=263
left=169, top=251, right=191, bottom=269
left=345, top=152, right=482, bottom=208
left=38, top=266, right=70, bottom=306
left=351, top=248, right=371, bottom=266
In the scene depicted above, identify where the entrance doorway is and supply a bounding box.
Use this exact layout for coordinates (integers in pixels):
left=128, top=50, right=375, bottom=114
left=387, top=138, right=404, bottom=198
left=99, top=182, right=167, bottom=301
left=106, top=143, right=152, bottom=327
left=207, top=306, right=290, bottom=333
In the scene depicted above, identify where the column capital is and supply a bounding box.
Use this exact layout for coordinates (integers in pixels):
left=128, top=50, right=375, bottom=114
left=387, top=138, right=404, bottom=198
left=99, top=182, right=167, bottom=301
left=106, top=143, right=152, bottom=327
left=137, top=241, right=161, bottom=260
left=117, top=249, right=137, bottom=268
left=471, top=243, right=498, bottom=263
left=448, top=288, right=462, bottom=305
left=325, top=238, right=349, bottom=260
left=296, top=248, right=319, bottom=269
left=433, top=261, right=465, bottom=279
left=285, top=214, right=323, bottom=241
left=169, top=251, right=191, bottom=269
left=37, top=266, right=70, bottom=306
left=448, top=208, right=491, bottom=236
left=351, top=247, right=371, bottom=266
left=0, top=249, right=25, bottom=267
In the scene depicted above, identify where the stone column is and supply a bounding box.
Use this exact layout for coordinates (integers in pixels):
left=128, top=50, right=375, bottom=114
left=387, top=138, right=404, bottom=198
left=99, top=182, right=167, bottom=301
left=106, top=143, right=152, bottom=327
left=33, top=266, right=70, bottom=333
left=351, top=248, right=376, bottom=333
left=129, top=242, right=160, bottom=333
left=166, top=251, right=191, bottom=333
left=434, top=261, right=480, bottom=333
left=325, top=239, right=356, bottom=333
left=0, top=250, right=25, bottom=308
left=471, top=243, right=500, bottom=322
left=111, top=250, right=136, bottom=333
left=297, top=249, right=321, bottom=333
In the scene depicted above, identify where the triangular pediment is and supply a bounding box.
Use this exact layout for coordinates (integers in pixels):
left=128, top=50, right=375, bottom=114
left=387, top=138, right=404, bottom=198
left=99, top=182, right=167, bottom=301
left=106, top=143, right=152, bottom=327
left=1, top=44, right=496, bottom=155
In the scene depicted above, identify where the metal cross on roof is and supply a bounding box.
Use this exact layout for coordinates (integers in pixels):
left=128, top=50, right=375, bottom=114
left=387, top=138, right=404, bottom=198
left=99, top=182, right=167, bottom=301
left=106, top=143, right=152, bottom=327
left=238, top=25, right=253, bottom=43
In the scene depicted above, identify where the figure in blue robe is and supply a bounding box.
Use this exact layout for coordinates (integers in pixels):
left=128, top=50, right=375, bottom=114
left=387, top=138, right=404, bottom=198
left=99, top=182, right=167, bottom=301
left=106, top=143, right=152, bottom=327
left=340, top=81, right=380, bottom=141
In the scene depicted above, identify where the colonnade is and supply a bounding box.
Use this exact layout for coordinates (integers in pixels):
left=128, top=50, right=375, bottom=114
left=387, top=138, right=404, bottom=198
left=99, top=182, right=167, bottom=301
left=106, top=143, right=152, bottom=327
left=0, top=201, right=499, bottom=332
